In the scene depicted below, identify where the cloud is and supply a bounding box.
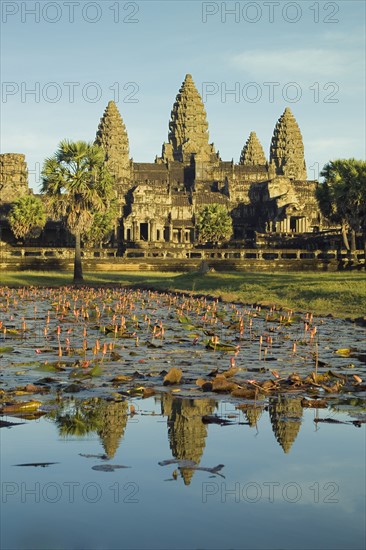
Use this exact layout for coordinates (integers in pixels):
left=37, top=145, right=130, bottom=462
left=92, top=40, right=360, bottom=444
left=229, top=49, right=362, bottom=81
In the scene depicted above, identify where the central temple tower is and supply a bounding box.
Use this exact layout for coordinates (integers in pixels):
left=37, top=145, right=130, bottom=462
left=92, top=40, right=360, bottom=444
left=160, top=74, right=217, bottom=165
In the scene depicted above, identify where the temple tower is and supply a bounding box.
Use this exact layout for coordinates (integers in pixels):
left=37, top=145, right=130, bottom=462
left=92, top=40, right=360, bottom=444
left=239, top=132, right=267, bottom=166
left=269, top=108, right=307, bottom=180
left=161, top=74, right=216, bottom=165
left=0, top=154, right=29, bottom=202
left=95, top=101, right=131, bottom=182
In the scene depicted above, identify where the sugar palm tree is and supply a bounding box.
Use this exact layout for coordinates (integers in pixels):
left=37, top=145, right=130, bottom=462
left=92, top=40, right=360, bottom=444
left=41, top=140, right=114, bottom=283
left=318, top=159, right=366, bottom=258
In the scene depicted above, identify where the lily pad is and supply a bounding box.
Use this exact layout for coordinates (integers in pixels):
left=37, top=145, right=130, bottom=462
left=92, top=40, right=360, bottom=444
left=92, top=464, right=130, bottom=472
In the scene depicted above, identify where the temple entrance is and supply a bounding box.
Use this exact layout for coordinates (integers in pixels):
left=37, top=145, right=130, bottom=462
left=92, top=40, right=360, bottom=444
left=290, top=217, right=307, bottom=233
left=140, top=223, right=148, bottom=241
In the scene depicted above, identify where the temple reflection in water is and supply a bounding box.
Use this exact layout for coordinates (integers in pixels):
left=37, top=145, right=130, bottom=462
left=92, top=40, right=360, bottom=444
left=53, top=395, right=304, bottom=473
left=161, top=394, right=216, bottom=485
left=269, top=396, right=303, bottom=454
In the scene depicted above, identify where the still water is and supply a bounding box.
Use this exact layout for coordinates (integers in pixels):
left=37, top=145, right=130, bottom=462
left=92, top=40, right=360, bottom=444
left=1, top=395, right=365, bottom=550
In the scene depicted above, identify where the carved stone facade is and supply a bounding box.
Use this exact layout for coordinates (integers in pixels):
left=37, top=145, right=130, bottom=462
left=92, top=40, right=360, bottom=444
left=0, top=74, right=322, bottom=248
left=118, top=75, right=319, bottom=247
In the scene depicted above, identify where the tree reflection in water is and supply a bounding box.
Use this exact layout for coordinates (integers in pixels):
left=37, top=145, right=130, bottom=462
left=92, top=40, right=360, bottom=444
left=54, top=398, right=128, bottom=458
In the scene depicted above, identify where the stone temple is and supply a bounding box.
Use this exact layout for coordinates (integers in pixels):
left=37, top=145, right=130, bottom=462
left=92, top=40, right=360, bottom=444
left=0, top=74, right=321, bottom=249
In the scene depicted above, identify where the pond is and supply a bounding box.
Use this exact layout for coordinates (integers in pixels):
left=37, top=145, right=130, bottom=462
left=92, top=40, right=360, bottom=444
left=0, top=286, right=365, bottom=549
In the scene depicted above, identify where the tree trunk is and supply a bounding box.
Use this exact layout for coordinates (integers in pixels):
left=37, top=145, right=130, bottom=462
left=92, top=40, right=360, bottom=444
left=350, top=229, right=358, bottom=263
left=73, top=231, right=84, bottom=284
left=341, top=224, right=350, bottom=251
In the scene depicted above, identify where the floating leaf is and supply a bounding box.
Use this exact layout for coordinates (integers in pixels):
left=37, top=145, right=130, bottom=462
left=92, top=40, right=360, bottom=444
left=0, top=420, right=26, bottom=428
left=92, top=464, right=130, bottom=472
left=112, top=375, right=132, bottom=384
left=14, top=462, right=59, bottom=467
left=159, top=459, right=197, bottom=467
left=90, top=364, right=103, bottom=377
left=0, top=346, right=14, bottom=353
left=1, top=400, right=42, bottom=414
left=202, top=415, right=234, bottom=426
left=335, top=348, right=352, bottom=357
left=212, top=375, right=238, bottom=393
left=206, top=340, right=238, bottom=352
left=163, top=367, right=182, bottom=386
left=36, top=363, right=60, bottom=373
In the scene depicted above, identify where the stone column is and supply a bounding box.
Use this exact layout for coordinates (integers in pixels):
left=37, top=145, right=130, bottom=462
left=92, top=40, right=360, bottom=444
left=150, top=220, right=156, bottom=242
left=132, top=221, right=138, bottom=242
left=169, top=222, right=173, bottom=243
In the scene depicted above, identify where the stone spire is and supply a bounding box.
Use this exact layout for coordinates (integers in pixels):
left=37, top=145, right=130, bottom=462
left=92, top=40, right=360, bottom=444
left=239, top=132, right=267, bottom=166
left=269, top=108, right=307, bottom=180
left=161, top=74, right=216, bottom=165
left=95, top=101, right=131, bottom=181
left=0, top=154, right=29, bottom=202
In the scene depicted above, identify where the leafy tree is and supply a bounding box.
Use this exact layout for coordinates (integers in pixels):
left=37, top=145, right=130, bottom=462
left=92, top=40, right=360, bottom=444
left=317, top=159, right=366, bottom=257
left=196, top=204, right=233, bottom=245
left=83, top=201, right=120, bottom=247
left=8, top=194, right=47, bottom=242
left=41, top=140, right=114, bottom=283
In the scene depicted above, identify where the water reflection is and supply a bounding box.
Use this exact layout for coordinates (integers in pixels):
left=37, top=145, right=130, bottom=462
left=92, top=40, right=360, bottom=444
left=3, top=395, right=365, bottom=550
left=237, top=403, right=264, bottom=429
left=49, top=394, right=365, bottom=464
left=161, top=394, right=216, bottom=484
left=269, top=396, right=303, bottom=453
left=54, top=398, right=128, bottom=458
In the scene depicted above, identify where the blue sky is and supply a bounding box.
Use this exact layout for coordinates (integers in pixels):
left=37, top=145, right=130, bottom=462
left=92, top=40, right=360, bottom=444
left=1, top=0, right=365, bottom=191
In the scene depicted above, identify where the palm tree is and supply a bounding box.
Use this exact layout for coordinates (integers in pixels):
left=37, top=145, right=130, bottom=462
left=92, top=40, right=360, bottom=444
left=41, top=140, right=114, bottom=283
left=8, top=194, right=47, bottom=242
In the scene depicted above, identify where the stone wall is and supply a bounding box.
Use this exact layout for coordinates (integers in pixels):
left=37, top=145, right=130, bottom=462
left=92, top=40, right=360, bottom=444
left=1, top=245, right=364, bottom=272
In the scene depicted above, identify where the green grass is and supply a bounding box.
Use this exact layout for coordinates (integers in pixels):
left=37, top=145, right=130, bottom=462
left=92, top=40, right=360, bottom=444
left=1, top=270, right=365, bottom=319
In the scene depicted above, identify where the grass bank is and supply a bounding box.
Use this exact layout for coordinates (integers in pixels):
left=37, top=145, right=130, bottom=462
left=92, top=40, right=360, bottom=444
left=0, top=270, right=365, bottom=319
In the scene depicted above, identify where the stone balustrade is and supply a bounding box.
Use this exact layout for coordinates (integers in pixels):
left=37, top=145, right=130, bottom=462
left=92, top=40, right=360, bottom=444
left=0, top=245, right=364, bottom=271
